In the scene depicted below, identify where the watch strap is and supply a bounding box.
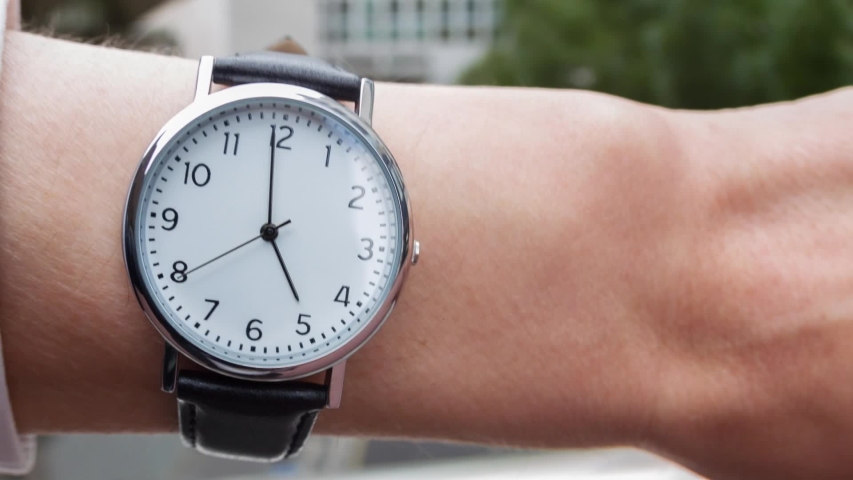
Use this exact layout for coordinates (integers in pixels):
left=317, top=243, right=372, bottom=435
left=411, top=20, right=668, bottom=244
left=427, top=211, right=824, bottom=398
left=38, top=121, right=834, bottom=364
left=212, top=52, right=362, bottom=102
left=176, top=370, right=327, bottom=461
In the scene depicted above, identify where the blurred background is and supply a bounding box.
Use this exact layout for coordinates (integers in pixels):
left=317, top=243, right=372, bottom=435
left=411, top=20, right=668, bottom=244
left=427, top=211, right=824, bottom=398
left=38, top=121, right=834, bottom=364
left=13, top=0, right=847, bottom=478
left=23, top=0, right=853, bottom=107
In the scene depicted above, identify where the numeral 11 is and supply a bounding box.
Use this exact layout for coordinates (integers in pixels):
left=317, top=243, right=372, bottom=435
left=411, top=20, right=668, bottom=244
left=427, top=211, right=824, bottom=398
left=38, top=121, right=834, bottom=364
left=223, top=132, right=239, bottom=155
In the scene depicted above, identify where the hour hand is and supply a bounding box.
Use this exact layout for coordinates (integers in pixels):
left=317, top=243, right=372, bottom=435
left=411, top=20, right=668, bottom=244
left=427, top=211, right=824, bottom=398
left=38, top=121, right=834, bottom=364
left=271, top=241, right=299, bottom=302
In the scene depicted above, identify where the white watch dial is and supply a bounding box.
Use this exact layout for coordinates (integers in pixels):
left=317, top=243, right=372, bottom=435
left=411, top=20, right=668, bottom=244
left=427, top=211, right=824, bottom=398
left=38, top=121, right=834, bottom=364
left=132, top=96, right=404, bottom=369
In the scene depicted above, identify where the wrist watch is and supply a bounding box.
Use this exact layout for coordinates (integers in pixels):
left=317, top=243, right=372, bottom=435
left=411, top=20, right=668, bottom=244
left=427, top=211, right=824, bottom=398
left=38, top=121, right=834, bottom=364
left=122, top=52, right=418, bottom=461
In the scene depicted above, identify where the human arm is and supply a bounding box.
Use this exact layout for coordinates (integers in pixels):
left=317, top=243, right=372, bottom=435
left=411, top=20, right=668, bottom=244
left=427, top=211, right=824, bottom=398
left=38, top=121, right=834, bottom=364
left=2, top=31, right=853, bottom=479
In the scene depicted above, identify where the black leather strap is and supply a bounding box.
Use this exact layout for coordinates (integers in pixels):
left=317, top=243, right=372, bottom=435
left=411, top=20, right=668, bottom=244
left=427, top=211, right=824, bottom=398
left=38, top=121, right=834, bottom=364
left=176, top=370, right=327, bottom=461
left=212, top=52, right=362, bottom=101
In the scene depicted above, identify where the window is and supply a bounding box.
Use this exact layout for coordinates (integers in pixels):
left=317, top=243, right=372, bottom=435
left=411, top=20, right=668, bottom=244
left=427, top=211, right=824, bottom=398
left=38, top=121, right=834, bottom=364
left=390, top=0, right=399, bottom=40
left=341, top=0, right=349, bottom=42
left=416, top=0, right=425, bottom=39
left=441, top=0, right=450, bottom=41
left=322, top=0, right=499, bottom=44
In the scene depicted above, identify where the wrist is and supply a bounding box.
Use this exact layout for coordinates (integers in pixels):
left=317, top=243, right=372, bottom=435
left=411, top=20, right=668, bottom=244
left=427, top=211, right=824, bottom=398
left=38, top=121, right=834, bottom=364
left=0, top=32, right=195, bottom=432
left=644, top=93, right=853, bottom=478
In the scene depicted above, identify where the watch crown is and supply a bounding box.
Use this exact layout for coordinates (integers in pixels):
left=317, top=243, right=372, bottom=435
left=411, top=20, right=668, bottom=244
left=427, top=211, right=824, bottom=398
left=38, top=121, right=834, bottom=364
left=411, top=240, right=420, bottom=265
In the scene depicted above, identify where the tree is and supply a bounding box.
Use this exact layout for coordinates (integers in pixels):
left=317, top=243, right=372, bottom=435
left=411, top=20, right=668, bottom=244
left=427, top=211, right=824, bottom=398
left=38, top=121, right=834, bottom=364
left=460, top=0, right=853, bottom=109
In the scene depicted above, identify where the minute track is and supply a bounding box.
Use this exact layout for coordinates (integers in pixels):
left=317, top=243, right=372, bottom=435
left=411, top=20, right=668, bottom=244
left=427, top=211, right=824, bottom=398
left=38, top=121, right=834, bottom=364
left=136, top=97, right=404, bottom=368
left=123, top=73, right=415, bottom=467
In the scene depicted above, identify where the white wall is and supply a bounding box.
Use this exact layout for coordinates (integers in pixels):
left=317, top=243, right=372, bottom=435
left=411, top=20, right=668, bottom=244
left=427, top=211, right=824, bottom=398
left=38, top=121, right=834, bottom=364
left=137, top=0, right=318, bottom=58
left=136, top=0, right=232, bottom=57
left=229, top=0, right=320, bottom=55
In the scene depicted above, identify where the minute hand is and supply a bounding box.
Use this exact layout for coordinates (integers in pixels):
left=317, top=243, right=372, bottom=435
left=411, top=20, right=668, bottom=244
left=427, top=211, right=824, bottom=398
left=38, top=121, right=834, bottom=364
left=184, top=220, right=292, bottom=277
left=267, top=124, right=276, bottom=224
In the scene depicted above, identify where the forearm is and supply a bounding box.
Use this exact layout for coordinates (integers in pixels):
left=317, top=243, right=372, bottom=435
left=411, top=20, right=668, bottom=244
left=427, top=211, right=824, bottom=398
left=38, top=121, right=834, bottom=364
left=645, top=94, right=853, bottom=479
left=0, top=32, right=680, bottom=444
left=7, top=27, right=853, bottom=480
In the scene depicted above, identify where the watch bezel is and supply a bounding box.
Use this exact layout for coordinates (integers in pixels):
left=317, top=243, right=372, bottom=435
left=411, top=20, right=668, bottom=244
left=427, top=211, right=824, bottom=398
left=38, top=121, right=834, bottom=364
left=122, top=83, right=413, bottom=381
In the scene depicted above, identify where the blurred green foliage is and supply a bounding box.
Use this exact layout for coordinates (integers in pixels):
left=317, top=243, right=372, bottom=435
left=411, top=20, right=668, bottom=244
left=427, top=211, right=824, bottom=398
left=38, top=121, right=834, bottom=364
left=460, top=0, right=853, bottom=108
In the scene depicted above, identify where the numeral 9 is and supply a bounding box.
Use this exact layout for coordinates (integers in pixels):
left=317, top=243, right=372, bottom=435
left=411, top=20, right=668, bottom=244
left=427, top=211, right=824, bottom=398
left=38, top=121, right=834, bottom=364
left=161, top=208, right=179, bottom=231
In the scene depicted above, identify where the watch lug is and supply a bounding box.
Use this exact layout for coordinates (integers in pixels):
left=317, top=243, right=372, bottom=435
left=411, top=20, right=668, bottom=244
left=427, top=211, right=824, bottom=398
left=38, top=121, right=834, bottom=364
left=324, top=360, right=346, bottom=409
left=194, top=56, right=214, bottom=101
left=162, top=344, right=178, bottom=393
left=412, top=240, right=420, bottom=265
left=355, top=78, right=374, bottom=125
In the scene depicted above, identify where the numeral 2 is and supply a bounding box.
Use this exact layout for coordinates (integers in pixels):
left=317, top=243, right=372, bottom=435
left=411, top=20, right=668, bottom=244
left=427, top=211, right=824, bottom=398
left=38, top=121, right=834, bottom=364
left=349, top=186, right=365, bottom=210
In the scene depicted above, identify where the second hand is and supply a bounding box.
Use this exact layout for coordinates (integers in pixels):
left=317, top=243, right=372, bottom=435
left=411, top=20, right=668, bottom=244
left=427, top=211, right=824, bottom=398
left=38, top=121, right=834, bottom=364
left=184, top=219, right=292, bottom=277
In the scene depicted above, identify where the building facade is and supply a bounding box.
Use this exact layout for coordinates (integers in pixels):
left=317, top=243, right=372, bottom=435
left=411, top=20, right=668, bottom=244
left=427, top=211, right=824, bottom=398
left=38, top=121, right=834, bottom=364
left=137, top=0, right=500, bottom=84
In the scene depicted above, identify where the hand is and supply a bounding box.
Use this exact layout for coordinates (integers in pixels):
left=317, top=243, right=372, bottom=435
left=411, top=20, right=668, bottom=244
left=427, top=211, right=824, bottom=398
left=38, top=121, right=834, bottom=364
left=265, top=125, right=298, bottom=301
left=184, top=220, right=291, bottom=277
left=271, top=240, right=299, bottom=302
left=267, top=124, right=277, bottom=224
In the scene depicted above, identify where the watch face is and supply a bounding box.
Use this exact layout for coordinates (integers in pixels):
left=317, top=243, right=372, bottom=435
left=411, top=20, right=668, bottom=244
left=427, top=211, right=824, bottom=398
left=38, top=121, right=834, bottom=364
left=124, top=84, right=411, bottom=377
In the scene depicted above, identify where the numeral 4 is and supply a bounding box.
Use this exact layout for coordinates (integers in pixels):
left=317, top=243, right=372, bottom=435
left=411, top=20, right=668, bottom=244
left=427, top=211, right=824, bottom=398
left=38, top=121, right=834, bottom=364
left=335, top=286, right=351, bottom=307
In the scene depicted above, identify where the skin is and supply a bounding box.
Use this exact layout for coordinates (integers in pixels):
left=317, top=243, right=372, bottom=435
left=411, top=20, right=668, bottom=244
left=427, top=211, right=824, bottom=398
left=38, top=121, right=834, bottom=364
left=2, top=31, right=853, bottom=479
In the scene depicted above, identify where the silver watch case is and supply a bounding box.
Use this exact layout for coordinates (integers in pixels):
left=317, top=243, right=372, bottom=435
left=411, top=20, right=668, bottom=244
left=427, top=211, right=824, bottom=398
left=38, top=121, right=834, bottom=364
left=122, top=60, right=413, bottom=388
